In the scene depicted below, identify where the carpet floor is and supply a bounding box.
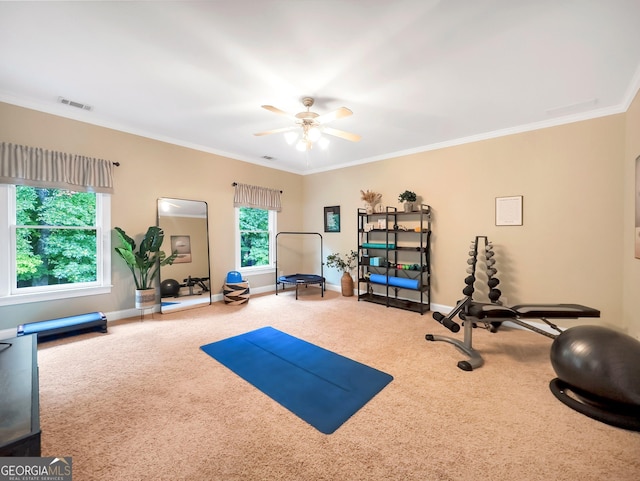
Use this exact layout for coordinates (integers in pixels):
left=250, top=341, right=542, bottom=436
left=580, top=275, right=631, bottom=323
left=37, top=289, right=640, bottom=480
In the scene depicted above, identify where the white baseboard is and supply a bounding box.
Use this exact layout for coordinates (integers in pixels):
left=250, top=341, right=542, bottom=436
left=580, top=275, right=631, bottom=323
left=105, top=284, right=280, bottom=322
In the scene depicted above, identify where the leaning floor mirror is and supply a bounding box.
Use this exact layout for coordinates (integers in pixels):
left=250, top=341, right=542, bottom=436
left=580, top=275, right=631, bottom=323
left=157, top=198, right=211, bottom=313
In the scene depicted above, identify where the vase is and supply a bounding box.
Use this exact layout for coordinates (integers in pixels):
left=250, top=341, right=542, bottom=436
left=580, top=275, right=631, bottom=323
left=404, top=202, right=413, bottom=212
left=365, top=203, right=374, bottom=214
left=135, top=288, right=156, bottom=310
left=341, top=272, right=354, bottom=297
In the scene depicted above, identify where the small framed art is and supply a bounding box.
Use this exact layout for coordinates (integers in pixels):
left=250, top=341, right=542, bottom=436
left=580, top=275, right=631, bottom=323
left=495, top=196, right=523, bottom=226
left=171, top=235, right=192, bottom=263
left=324, top=206, right=340, bottom=233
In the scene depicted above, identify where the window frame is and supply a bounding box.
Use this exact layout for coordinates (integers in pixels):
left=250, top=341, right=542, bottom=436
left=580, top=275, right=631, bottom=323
left=235, top=206, right=277, bottom=275
left=0, top=184, right=111, bottom=306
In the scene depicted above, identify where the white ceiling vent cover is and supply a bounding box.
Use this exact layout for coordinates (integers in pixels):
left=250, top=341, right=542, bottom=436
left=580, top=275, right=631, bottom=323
left=58, top=96, right=92, bottom=111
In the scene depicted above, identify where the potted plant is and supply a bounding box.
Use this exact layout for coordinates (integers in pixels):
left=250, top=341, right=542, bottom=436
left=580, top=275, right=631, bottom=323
left=114, top=226, right=177, bottom=309
left=326, top=250, right=358, bottom=297
left=398, top=190, right=417, bottom=212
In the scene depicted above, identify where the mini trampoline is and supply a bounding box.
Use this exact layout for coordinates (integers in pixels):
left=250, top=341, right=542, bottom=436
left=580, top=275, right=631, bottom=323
left=275, top=232, right=325, bottom=300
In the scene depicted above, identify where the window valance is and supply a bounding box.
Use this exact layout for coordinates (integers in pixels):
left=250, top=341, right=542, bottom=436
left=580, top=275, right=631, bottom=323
left=233, top=182, right=282, bottom=212
left=0, top=142, right=115, bottom=193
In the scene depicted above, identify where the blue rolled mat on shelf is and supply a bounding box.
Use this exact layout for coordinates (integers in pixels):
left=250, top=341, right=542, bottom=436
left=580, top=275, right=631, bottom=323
left=368, top=273, right=419, bottom=290
left=362, top=242, right=396, bottom=249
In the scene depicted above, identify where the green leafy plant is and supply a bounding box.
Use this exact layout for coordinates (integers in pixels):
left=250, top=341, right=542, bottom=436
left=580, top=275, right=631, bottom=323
left=398, top=190, right=417, bottom=203
left=326, top=250, right=358, bottom=273
left=114, top=226, right=177, bottom=290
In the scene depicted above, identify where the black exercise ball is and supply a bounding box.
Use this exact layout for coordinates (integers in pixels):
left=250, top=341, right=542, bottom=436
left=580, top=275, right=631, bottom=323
left=161, top=278, right=180, bottom=297
left=550, top=325, right=640, bottom=406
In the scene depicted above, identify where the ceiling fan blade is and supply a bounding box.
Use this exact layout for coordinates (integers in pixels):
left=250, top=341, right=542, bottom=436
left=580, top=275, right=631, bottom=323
left=322, top=126, right=361, bottom=142
left=315, top=107, right=353, bottom=124
left=254, top=126, right=296, bottom=136
left=261, top=105, right=296, bottom=119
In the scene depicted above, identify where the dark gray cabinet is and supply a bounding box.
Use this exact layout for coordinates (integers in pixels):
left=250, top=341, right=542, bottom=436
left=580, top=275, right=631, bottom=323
left=0, top=334, right=41, bottom=456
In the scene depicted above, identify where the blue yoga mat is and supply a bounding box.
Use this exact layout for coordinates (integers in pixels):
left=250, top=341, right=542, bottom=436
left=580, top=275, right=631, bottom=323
left=200, top=326, right=393, bottom=434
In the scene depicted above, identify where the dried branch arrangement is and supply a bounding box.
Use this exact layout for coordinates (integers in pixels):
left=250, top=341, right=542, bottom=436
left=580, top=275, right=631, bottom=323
left=360, top=189, right=382, bottom=206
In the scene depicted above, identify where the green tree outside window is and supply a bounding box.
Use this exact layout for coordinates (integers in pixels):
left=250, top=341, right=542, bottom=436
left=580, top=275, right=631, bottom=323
left=239, top=207, right=271, bottom=267
left=16, top=186, right=97, bottom=287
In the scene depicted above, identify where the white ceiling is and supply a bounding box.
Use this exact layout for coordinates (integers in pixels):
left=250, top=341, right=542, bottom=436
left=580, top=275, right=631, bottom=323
left=1, top=1, right=639, bottom=175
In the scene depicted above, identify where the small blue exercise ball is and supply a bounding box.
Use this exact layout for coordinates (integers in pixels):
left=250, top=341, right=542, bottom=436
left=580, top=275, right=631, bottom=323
left=226, top=271, right=243, bottom=283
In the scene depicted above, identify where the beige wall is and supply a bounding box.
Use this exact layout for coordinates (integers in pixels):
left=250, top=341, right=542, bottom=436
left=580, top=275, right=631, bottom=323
left=1, top=92, right=638, bottom=337
left=304, top=112, right=629, bottom=333
left=623, top=90, right=640, bottom=338
left=0, top=101, right=304, bottom=328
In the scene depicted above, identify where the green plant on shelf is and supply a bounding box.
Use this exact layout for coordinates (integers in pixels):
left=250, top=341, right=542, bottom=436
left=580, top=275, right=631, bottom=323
left=398, top=190, right=417, bottom=203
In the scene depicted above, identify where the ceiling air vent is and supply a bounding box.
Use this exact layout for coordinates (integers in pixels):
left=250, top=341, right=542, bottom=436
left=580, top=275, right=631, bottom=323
left=58, top=96, right=92, bottom=111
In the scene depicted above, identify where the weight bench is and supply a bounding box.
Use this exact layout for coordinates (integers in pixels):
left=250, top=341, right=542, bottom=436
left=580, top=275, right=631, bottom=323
left=427, top=298, right=600, bottom=371
left=182, top=276, right=210, bottom=296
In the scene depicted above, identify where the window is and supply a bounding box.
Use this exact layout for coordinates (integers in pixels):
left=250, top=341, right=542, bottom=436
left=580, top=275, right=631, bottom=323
left=236, top=207, right=276, bottom=272
left=0, top=184, right=111, bottom=306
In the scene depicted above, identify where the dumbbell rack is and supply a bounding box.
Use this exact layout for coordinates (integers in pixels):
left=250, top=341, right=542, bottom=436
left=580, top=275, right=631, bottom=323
left=426, top=236, right=501, bottom=371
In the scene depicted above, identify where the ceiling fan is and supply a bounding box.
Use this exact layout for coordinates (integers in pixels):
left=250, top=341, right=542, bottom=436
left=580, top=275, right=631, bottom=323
left=254, top=97, right=361, bottom=151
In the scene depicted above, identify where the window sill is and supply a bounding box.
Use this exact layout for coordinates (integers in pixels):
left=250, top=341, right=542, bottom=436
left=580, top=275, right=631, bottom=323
left=0, top=285, right=112, bottom=307
left=238, top=266, right=275, bottom=277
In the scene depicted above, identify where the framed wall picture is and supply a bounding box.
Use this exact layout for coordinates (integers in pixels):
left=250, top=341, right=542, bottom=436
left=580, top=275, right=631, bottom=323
left=495, top=196, right=523, bottom=226
left=324, top=206, right=340, bottom=233
left=171, top=235, right=192, bottom=263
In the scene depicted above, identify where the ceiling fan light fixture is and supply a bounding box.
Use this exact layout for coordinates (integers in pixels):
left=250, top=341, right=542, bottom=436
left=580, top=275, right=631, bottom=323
left=256, top=97, right=360, bottom=154
left=284, top=131, right=298, bottom=145
left=307, top=126, right=321, bottom=142
left=318, top=137, right=330, bottom=150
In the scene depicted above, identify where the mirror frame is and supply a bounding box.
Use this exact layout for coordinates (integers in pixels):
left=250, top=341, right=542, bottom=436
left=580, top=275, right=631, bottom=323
left=157, top=197, right=211, bottom=313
